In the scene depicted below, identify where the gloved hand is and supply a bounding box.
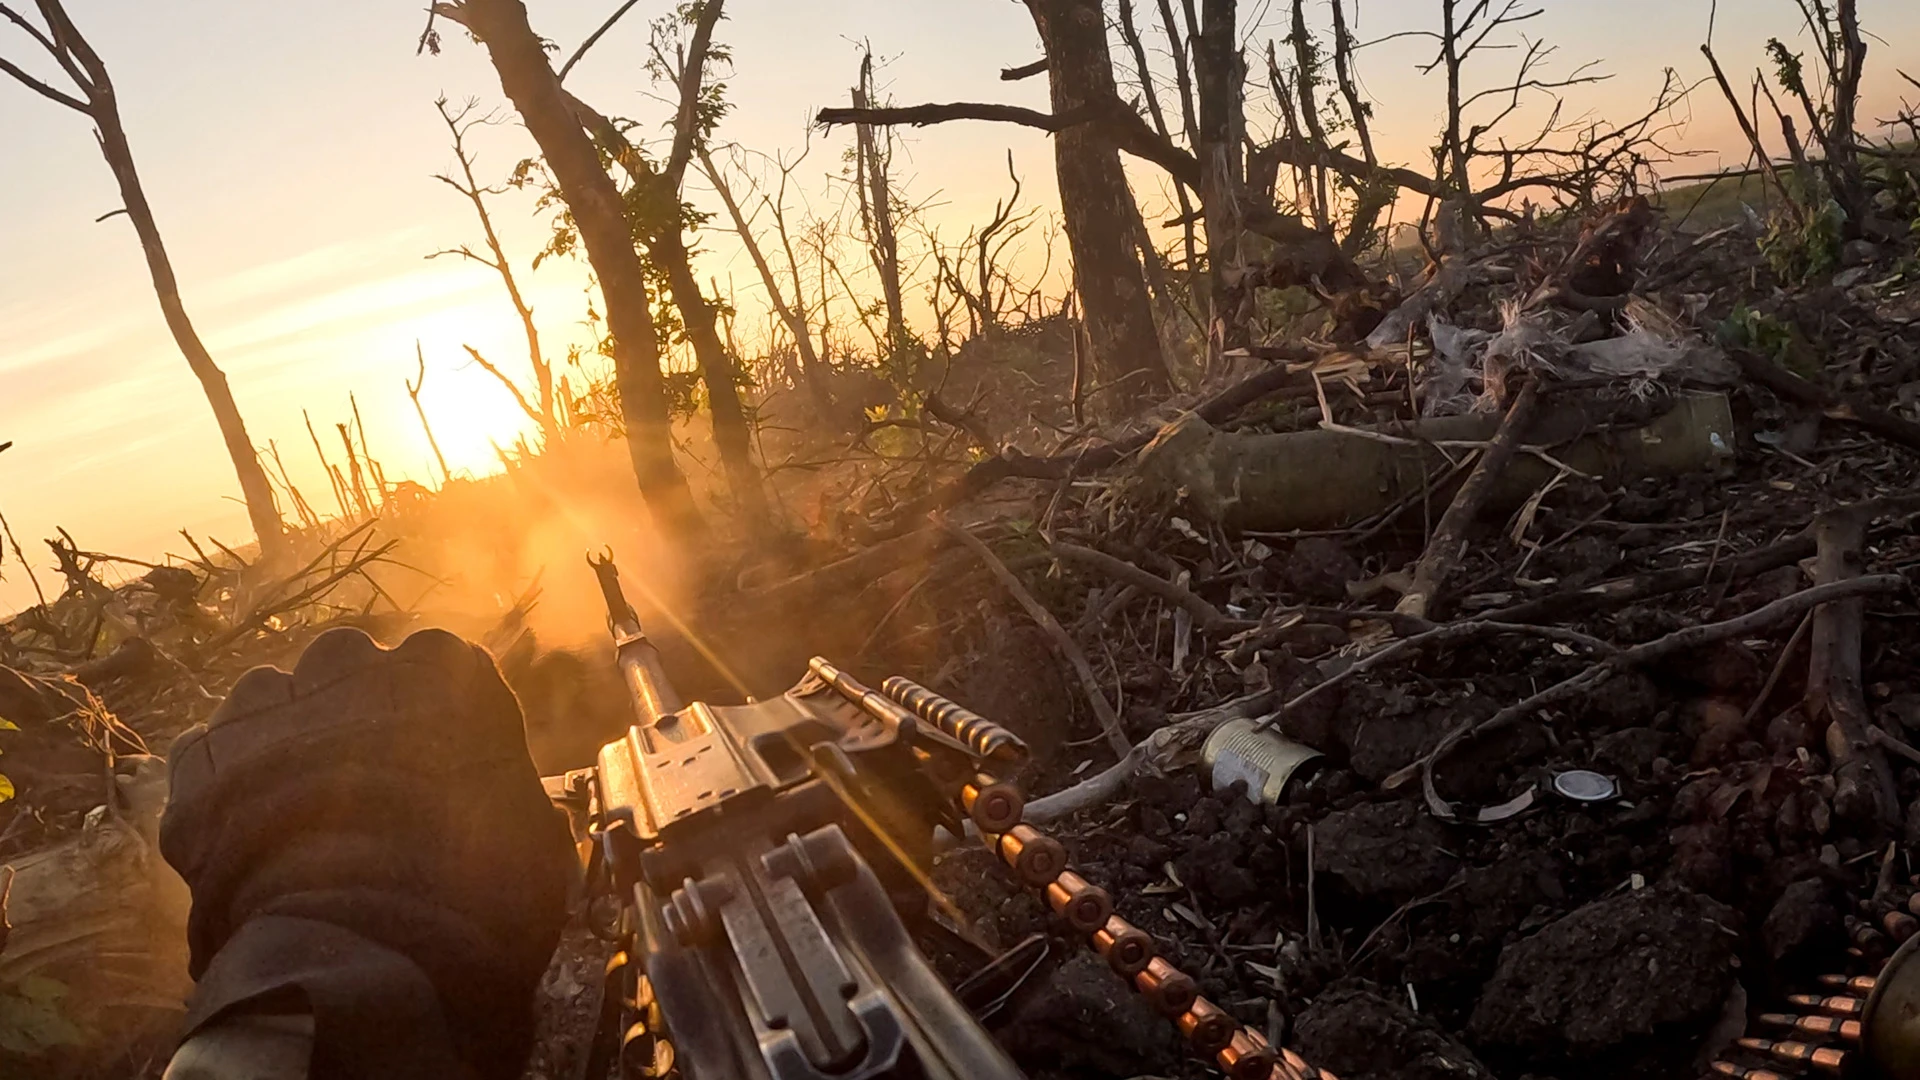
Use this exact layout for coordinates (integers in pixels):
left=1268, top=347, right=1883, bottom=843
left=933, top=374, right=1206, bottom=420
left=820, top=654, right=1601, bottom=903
left=160, top=627, right=572, bottom=1080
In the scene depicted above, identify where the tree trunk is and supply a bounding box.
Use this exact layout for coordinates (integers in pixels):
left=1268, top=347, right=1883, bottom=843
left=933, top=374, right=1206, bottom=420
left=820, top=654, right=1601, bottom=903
left=651, top=227, right=769, bottom=527
left=1026, top=0, right=1172, bottom=415
left=93, top=108, right=285, bottom=557
left=1194, top=0, right=1246, bottom=359
left=446, top=0, right=703, bottom=540
left=559, top=92, right=767, bottom=531
left=853, top=55, right=908, bottom=375
left=10, top=2, right=285, bottom=557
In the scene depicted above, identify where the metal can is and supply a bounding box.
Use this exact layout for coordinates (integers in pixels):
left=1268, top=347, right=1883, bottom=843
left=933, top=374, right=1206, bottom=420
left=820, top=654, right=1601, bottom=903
left=1200, top=717, right=1323, bottom=804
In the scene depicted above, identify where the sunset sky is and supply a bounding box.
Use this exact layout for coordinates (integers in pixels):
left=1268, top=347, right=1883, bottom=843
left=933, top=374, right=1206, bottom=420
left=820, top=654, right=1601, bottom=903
left=2, top=0, right=1917, bottom=611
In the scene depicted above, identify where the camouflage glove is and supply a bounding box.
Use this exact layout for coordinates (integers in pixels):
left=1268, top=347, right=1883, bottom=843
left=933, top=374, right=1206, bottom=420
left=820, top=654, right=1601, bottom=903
left=160, top=627, right=572, bottom=1080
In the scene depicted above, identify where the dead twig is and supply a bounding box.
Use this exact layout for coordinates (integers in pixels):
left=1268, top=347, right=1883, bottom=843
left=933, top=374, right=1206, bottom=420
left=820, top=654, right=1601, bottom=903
left=1732, top=348, right=1920, bottom=455
left=1023, top=692, right=1275, bottom=823
left=0, top=864, right=12, bottom=956
left=1397, top=377, right=1541, bottom=621
left=1049, top=542, right=1256, bottom=633
left=939, top=518, right=1131, bottom=757
left=1400, top=574, right=1908, bottom=818
left=1256, top=618, right=1616, bottom=733
left=1481, top=532, right=1818, bottom=624
left=1741, top=609, right=1814, bottom=727
left=1869, top=727, right=1920, bottom=769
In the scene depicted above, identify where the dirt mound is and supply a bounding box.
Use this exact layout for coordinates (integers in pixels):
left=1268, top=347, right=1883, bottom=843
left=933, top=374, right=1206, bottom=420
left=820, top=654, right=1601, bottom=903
left=1467, top=887, right=1741, bottom=1075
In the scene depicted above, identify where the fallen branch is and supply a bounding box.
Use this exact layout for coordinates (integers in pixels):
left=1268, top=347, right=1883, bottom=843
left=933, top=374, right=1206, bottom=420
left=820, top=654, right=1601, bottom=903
left=197, top=525, right=396, bottom=659
left=1024, top=692, right=1276, bottom=823
left=1399, top=574, right=1909, bottom=817
left=877, top=353, right=1317, bottom=532
left=1256, top=618, right=1617, bottom=734
left=940, top=519, right=1131, bottom=757
left=1397, top=378, right=1540, bottom=621
left=1049, top=542, right=1255, bottom=633
left=1739, top=609, right=1813, bottom=727
left=1869, top=726, right=1920, bottom=769
left=1732, top=347, right=1920, bottom=455
left=1479, top=532, right=1818, bottom=624
left=1806, top=506, right=1901, bottom=827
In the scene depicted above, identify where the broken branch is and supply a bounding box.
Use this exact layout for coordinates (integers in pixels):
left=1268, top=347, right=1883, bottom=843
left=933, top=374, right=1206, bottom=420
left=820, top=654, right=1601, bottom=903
left=1403, top=574, right=1909, bottom=817
left=1397, top=377, right=1541, bottom=621
left=1048, top=542, right=1254, bottom=633
left=939, top=519, right=1131, bottom=758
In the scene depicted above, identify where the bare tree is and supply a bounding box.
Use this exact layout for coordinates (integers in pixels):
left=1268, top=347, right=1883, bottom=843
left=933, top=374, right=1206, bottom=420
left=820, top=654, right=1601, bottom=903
left=1117, top=0, right=1202, bottom=314
left=852, top=49, right=910, bottom=374
left=406, top=342, right=454, bottom=486
left=429, top=95, right=558, bottom=439
left=1, top=0, right=285, bottom=557
left=1715, top=0, right=1879, bottom=231
left=427, top=0, right=705, bottom=541
left=696, top=143, right=836, bottom=416
left=1023, top=0, right=1173, bottom=412
left=821, top=2, right=1176, bottom=414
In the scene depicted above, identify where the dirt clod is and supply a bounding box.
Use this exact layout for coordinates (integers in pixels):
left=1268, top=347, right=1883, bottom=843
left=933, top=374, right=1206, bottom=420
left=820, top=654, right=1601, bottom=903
left=994, top=951, right=1183, bottom=1076
left=1313, top=801, right=1460, bottom=904
left=1294, top=982, right=1494, bottom=1080
left=1467, top=887, right=1739, bottom=1075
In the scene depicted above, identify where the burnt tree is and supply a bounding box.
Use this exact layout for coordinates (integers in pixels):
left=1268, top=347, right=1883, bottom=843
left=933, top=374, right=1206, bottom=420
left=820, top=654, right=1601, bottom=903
left=431, top=0, right=704, bottom=540
left=1, top=0, right=285, bottom=557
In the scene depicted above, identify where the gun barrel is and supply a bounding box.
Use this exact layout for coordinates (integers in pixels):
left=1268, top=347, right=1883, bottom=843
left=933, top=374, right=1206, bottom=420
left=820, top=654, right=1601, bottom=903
left=589, top=552, right=684, bottom=725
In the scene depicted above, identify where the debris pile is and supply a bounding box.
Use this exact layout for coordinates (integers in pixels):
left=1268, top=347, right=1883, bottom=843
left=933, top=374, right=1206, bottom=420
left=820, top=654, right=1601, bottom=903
left=848, top=195, right=1920, bottom=1080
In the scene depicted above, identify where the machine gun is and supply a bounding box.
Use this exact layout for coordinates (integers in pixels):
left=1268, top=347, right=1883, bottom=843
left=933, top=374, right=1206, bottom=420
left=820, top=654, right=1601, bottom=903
left=558, top=553, right=1332, bottom=1080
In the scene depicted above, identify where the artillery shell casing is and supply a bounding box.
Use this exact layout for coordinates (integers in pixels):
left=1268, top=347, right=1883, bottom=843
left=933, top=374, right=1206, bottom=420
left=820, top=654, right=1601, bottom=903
left=1134, top=956, right=1198, bottom=1016
left=997, top=825, right=1067, bottom=886
left=1046, top=870, right=1113, bottom=934
left=1178, top=997, right=1237, bottom=1054
left=1092, top=914, right=1155, bottom=976
left=963, top=774, right=1024, bottom=833
left=1217, top=1028, right=1281, bottom=1080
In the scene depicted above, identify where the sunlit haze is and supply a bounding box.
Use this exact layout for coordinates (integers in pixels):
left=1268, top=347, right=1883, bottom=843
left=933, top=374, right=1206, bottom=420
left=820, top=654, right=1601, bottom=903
left=3, top=0, right=1917, bottom=612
